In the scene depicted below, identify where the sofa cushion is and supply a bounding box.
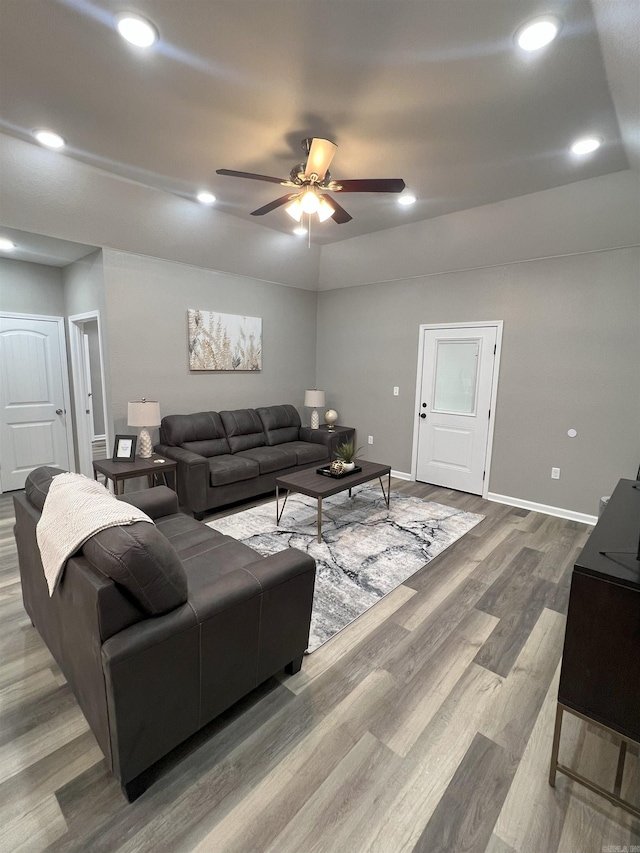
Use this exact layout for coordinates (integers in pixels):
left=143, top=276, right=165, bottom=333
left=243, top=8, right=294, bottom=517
left=24, top=466, right=67, bottom=511
left=208, top=454, right=259, bottom=487
left=82, top=522, right=188, bottom=616
left=219, top=409, right=266, bottom=453
left=257, top=405, right=301, bottom=446
left=161, top=412, right=230, bottom=458
left=236, top=445, right=298, bottom=475
left=280, top=441, right=328, bottom=466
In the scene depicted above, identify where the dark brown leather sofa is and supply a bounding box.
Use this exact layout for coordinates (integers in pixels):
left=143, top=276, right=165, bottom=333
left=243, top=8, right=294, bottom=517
left=155, top=403, right=331, bottom=518
left=13, top=467, right=316, bottom=801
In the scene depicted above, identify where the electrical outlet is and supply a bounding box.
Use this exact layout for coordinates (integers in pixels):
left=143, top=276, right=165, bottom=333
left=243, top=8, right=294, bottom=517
left=551, top=467, right=560, bottom=479
left=393, top=386, right=399, bottom=396
left=368, top=435, right=374, bottom=445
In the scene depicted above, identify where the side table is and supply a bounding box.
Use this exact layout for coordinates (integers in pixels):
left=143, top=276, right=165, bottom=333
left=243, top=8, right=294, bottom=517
left=299, top=424, right=356, bottom=460
left=92, top=454, right=177, bottom=496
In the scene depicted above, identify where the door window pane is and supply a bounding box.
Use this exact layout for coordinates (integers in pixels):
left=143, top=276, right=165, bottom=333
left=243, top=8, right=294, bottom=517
left=433, top=340, right=479, bottom=414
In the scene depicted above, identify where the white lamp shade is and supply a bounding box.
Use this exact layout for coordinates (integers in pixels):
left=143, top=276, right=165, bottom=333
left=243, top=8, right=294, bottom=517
left=285, top=198, right=303, bottom=221
left=304, top=389, right=326, bottom=408
left=127, top=400, right=161, bottom=427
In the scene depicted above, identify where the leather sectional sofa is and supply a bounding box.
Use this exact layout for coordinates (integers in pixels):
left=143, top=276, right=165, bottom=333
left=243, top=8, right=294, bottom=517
left=156, top=403, right=332, bottom=518
left=14, top=467, right=316, bottom=801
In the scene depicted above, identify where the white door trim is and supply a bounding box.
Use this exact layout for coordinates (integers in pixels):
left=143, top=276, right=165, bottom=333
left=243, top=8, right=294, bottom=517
left=68, top=311, right=110, bottom=477
left=0, top=311, right=75, bottom=492
left=411, top=321, right=503, bottom=498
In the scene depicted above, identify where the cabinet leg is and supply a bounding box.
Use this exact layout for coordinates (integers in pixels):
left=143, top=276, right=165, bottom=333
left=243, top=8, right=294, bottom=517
left=121, top=775, right=147, bottom=802
left=285, top=654, right=303, bottom=675
left=614, top=740, right=628, bottom=797
left=549, top=703, right=563, bottom=787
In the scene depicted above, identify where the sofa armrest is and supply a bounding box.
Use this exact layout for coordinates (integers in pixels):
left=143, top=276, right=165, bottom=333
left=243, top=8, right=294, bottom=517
left=298, top=427, right=330, bottom=446
left=155, top=444, right=208, bottom=512
left=242, top=547, right=315, bottom=591
left=244, top=548, right=316, bottom=682
left=118, top=486, right=179, bottom=519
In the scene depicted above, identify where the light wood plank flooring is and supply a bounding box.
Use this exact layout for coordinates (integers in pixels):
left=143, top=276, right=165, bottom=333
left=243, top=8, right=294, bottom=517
left=1, top=481, right=638, bottom=852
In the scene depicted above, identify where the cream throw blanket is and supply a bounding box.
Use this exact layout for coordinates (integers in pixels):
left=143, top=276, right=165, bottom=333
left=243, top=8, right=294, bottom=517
left=36, top=472, right=153, bottom=596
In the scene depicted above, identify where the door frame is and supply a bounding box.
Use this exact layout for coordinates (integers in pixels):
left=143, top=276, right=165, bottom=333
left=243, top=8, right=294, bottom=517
left=411, top=321, right=503, bottom=498
left=68, top=311, right=109, bottom=478
left=0, top=311, right=75, bottom=493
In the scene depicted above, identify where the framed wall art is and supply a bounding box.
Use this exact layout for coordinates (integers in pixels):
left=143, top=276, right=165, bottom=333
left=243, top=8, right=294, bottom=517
left=188, top=309, right=262, bottom=371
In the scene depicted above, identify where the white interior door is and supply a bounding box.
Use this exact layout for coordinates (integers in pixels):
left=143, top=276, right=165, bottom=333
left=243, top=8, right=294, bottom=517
left=415, top=325, right=499, bottom=495
left=0, top=315, right=72, bottom=491
left=82, top=332, right=96, bottom=441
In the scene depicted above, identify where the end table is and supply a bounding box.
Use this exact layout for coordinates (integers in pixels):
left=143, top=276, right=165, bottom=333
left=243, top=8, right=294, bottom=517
left=93, top=454, right=177, bottom=496
left=299, top=424, right=356, bottom=460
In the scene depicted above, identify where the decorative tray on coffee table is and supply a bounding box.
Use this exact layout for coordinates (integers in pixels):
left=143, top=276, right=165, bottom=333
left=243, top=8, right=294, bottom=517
left=316, top=464, right=363, bottom=479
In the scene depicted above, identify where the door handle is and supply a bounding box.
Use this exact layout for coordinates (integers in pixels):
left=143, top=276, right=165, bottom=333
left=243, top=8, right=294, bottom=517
left=420, top=413, right=427, bottom=419
left=56, top=408, right=63, bottom=415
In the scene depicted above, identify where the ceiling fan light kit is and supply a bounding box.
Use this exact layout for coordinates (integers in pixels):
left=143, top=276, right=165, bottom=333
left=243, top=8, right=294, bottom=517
left=216, top=137, right=406, bottom=229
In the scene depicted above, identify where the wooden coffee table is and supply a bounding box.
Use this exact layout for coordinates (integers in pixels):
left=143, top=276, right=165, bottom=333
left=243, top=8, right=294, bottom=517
left=275, top=460, right=391, bottom=543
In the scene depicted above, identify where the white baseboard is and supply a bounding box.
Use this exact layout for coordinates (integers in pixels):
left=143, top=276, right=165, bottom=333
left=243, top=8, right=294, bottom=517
left=487, top=492, right=597, bottom=526
left=391, top=470, right=412, bottom=481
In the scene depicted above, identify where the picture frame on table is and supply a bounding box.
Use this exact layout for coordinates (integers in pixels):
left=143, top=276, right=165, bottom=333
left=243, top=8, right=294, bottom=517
left=112, top=434, right=137, bottom=462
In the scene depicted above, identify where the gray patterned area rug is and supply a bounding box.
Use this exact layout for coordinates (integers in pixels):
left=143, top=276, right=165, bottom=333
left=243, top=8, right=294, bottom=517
left=209, top=486, right=484, bottom=653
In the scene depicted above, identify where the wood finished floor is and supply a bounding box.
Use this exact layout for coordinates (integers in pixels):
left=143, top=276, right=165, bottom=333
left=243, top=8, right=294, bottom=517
left=1, top=481, right=638, bottom=853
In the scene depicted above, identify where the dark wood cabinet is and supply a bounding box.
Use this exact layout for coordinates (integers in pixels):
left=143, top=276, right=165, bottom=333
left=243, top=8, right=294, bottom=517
left=550, top=478, right=640, bottom=817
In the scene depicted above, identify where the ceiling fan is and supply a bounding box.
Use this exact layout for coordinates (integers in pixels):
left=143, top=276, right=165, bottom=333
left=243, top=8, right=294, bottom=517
left=216, top=137, right=406, bottom=225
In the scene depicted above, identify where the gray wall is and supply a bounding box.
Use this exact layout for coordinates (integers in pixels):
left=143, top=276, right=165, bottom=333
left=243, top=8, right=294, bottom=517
left=316, top=246, right=640, bottom=517
left=102, top=250, right=318, bottom=444
left=62, top=250, right=106, bottom=318
left=0, top=257, right=64, bottom=315
left=317, top=170, right=640, bottom=517
left=319, top=170, right=640, bottom=290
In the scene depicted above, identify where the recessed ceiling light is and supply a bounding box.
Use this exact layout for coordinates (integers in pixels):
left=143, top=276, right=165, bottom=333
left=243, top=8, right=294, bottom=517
left=570, top=136, right=602, bottom=155
left=0, top=237, right=16, bottom=251
left=116, top=14, right=158, bottom=48
left=33, top=129, right=65, bottom=149
left=293, top=226, right=307, bottom=236
left=398, top=193, right=416, bottom=206
left=197, top=191, right=216, bottom=205
left=516, top=16, right=561, bottom=51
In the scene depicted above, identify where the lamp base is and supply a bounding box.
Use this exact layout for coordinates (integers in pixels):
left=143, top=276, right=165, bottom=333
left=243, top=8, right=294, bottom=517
left=138, top=427, right=153, bottom=458
left=310, top=409, right=320, bottom=429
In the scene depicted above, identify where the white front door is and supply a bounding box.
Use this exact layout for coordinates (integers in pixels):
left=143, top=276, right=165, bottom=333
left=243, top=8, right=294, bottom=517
left=415, top=325, right=499, bottom=495
left=0, top=315, right=73, bottom=491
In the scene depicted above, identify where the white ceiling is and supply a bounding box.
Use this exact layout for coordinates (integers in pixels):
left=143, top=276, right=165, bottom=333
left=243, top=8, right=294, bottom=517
left=0, top=0, right=637, bottom=247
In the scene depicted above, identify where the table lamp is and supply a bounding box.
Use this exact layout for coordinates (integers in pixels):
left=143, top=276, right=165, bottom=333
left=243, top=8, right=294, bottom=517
left=127, top=398, right=161, bottom=458
left=304, top=389, right=325, bottom=429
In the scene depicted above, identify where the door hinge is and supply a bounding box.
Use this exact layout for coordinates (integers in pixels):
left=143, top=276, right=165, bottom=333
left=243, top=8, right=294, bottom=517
left=494, top=344, right=496, bottom=355
left=488, top=408, right=491, bottom=420
left=483, top=470, right=486, bottom=481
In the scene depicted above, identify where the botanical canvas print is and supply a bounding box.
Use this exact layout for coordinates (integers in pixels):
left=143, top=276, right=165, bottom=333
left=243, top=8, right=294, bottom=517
left=188, top=309, right=262, bottom=371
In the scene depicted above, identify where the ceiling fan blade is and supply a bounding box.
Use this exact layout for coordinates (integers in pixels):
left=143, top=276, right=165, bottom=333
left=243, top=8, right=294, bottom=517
left=331, top=178, right=406, bottom=193
left=325, top=195, right=353, bottom=224
left=250, top=194, right=296, bottom=216
left=216, top=168, right=288, bottom=185
left=304, top=138, right=338, bottom=182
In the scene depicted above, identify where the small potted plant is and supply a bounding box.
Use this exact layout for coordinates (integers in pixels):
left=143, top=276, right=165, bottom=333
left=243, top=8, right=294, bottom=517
left=334, top=440, right=363, bottom=472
